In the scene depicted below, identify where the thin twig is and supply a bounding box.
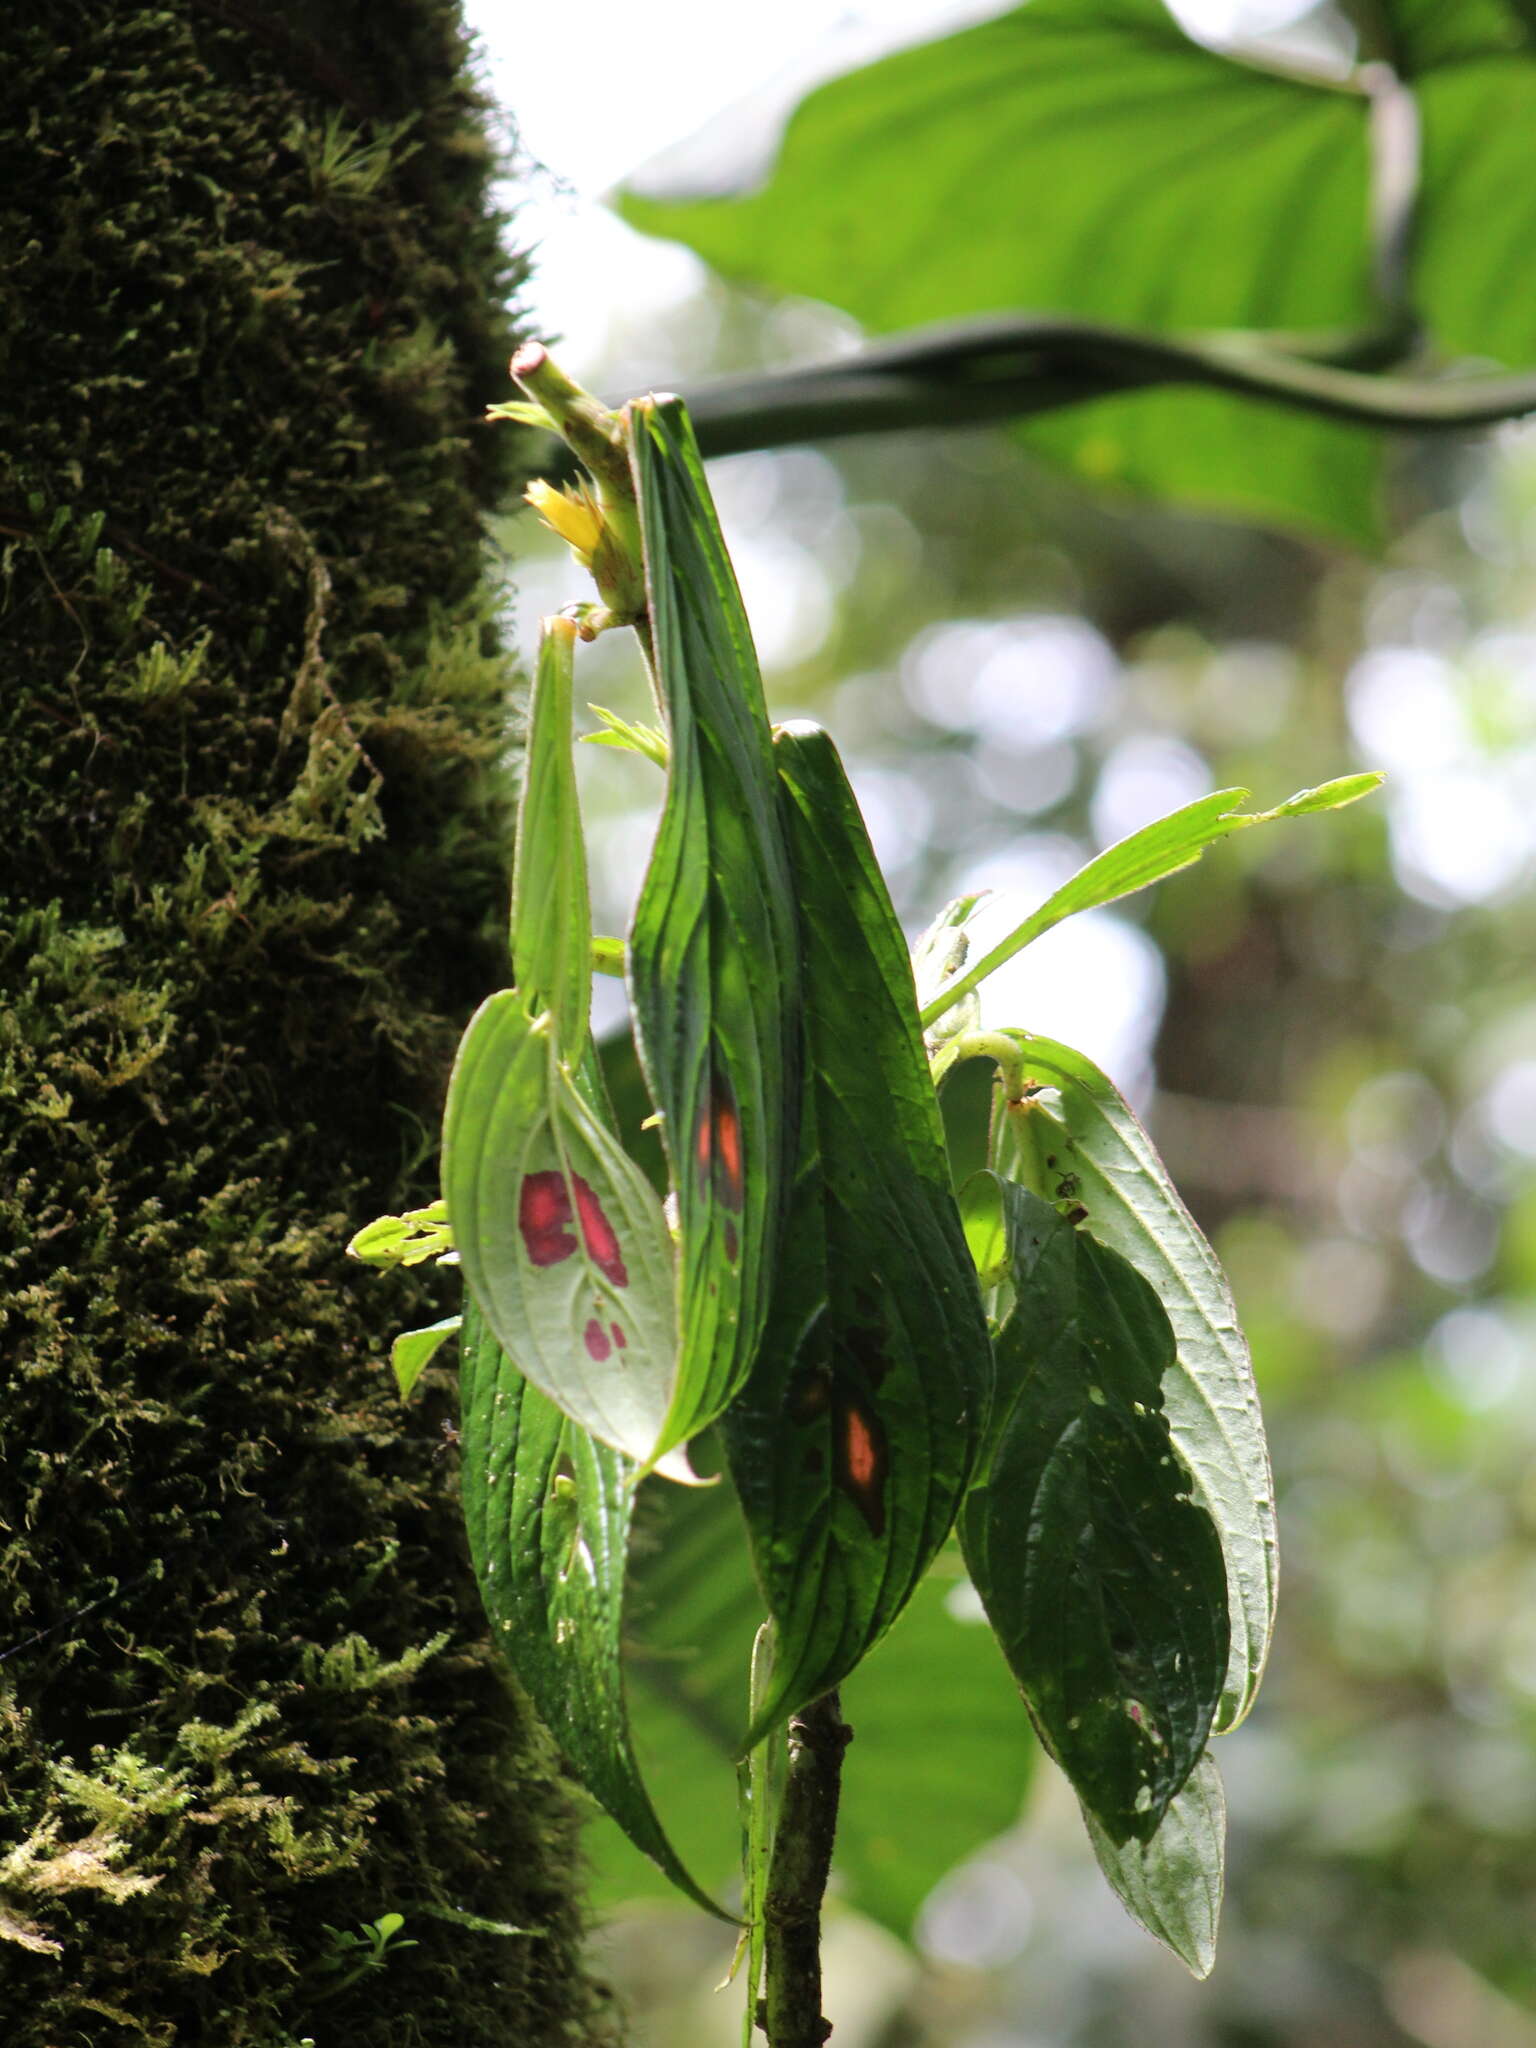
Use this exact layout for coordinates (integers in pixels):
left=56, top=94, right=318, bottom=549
left=760, top=1691, right=852, bottom=2048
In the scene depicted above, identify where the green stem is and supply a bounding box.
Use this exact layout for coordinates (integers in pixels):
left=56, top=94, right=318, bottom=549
left=759, top=1692, right=851, bottom=2048
left=940, top=1030, right=1030, bottom=1104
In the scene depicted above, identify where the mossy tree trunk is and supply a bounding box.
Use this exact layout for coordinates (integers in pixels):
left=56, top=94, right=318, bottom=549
left=0, top=5, right=607, bottom=2040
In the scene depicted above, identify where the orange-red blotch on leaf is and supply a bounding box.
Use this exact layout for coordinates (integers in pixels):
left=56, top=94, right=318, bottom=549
left=518, top=1170, right=630, bottom=1286
left=834, top=1396, right=889, bottom=1538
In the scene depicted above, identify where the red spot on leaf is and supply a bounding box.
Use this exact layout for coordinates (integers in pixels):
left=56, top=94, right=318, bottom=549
left=723, top=1218, right=738, bottom=1264
left=694, top=1071, right=745, bottom=1211
left=519, top=1171, right=576, bottom=1267
left=610, top=1322, right=627, bottom=1350
left=583, top=1317, right=611, bottom=1361
left=835, top=1398, right=888, bottom=1537
left=573, top=1173, right=628, bottom=1286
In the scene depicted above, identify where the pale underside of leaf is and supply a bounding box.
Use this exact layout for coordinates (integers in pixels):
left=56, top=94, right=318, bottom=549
left=1083, top=1751, right=1226, bottom=1978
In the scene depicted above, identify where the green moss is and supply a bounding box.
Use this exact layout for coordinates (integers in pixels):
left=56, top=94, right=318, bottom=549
left=0, top=5, right=613, bottom=2040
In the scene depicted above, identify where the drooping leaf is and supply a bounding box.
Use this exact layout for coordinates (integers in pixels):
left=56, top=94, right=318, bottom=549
left=987, top=1033, right=1275, bottom=1731
left=722, top=723, right=994, bottom=1739
left=456, top=1299, right=725, bottom=1916
left=512, top=614, right=590, bottom=1051
left=442, top=991, right=679, bottom=1468
left=960, top=1183, right=1229, bottom=1845
left=620, top=0, right=1384, bottom=542
left=919, top=774, right=1383, bottom=1033
left=391, top=1314, right=461, bottom=1399
left=625, top=396, right=801, bottom=1455
left=599, top=1474, right=1036, bottom=1942
left=1082, top=1751, right=1226, bottom=1979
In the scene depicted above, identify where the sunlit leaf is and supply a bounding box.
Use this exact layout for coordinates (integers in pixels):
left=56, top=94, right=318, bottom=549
left=512, top=614, right=590, bottom=1051
left=346, top=1199, right=453, bottom=1269
left=960, top=1183, right=1228, bottom=1845
left=1082, top=1750, right=1226, bottom=1978
left=620, top=0, right=1383, bottom=541
left=723, top=724, right=994, bottom=1739
left=597, top=1476, right=1035, bottom=1942
left=919, top=774, right=1383, bottom=1031
left=391, top=1314, right=461, bottom=1399
left=987, top=1033, right=1275, bottom=1731
left=442, top=991, right=679, bottom=1468
left=582, top=702, right=669, bottom=767
left=456, top=1299, right=725, bottom=1916
left=625, top=396, right=801, bottom=1455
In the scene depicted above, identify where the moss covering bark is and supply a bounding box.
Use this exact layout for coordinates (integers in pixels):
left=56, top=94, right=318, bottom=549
left=0, top=5, right=610, bottom=2040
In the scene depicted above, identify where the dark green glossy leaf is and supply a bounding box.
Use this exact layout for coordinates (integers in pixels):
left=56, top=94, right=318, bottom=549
left=960, top=1184, right=1228, bottom=1845
left=442, top=992, right=679, bottom=1467
left=1083, top=1751, right=1226, bottom=1978
left=597, top=1474, right=1035, bottom=1942
left=456, top=1299, right=725, bottom=1916
left=625, top=396, right=801, bottom=1455
left=920, top=775, right=1382, bottom=1034
left=722, top=724, right=993, bottom=1739
left=512, top=613, right=589, bottom=1049
left=620, top=0, right=1383, bottom=542
left=988, top=1033, right=1275, bottom=1731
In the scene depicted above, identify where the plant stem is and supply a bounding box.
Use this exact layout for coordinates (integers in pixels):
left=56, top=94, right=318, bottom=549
left=759, top=1692, right=852, bottom=2048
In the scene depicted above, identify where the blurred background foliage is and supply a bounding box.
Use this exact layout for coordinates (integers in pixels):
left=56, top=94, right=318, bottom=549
left=482, top=1, right=1536, bottom=2041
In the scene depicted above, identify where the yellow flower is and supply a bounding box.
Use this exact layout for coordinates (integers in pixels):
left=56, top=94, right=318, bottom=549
left=525, top=478, right=603, bottom=564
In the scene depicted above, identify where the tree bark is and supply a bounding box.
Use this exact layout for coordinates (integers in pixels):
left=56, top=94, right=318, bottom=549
left=0, top=4, right=607, bottom=2040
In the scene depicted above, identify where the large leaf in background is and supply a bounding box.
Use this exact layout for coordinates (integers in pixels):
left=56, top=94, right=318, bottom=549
left=620, top=0, right=1384, bottom=542
left=1084, top=1752, right=1226, bottom=1979
left=511, top=613, right=589, bottom=1048
left=918, top=774, right=1382, bottom=1040
left=989, top=1033, right=1275, bottom=1731
left=597, top=1476, right=1036, bottom=1942
left=456, top=1300, right=723, bottom=1916
left=1376, top=0, right=1530, bottom=73
left=442, top=992, right=679, bottom=1468
left=960, top=1184, right=1229, bottom=1846
left=723, top=724, right=994, bottom=1738
left=1417, top=57, right=1536, bottom=371
left=625, top=397, right=800, bottom=1456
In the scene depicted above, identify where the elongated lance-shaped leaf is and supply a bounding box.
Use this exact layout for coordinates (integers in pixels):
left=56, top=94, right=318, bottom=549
left=919, top=774, right=1382, bottom=1032
left=987, top=1032, right=1274, bottom=1731
left=960, top=1183, right=1229, bottom=1845
left=457, top=1298, right=726, bottom=1917
left=443, top=991, right=682, bottom=1469
left=625, top=396, right=801, bottom=1456
left=1083, top=1751, right=1226, bottom=1979
left=723, top=723, right=993, bottom=1742
left=511, top=613, right=591, bottom=1048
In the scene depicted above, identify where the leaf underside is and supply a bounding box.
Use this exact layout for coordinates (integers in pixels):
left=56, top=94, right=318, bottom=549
left=723, top=725, right=994, bottom=1739
left=961, top=1184, right=1229, bottom=1845
left=1083, top=1750, right=1227, bottom=1978
left=625, top=396, right=801, bottom=1455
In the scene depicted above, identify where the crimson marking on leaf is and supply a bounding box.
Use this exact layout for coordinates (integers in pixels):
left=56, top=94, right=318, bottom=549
left=583, top=1317, right=612, bottom=1361
left=723, top=1218, right=739, bottom=1264
left=519, top=1171, right=578, bottom=1267
left=610, top=1323, right=627, bottom=1350
left=693, top=1071, right=746, bottom=1212
left=834, top=1395, right=889, bottom=1538
left=573, top=1174, right=629, bottom=1287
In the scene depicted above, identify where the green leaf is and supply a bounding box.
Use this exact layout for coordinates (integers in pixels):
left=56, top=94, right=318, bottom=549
left=735, top=1624, right=782, bottom=2042
left=391, top=1314, right=461, bottom=1399
left=346, top=1199, right=452, bottom=1268
left=457, top=1299, right=726, bottom=1917
left=582, top=702, right=669, bottom=767
left=960, top=1184, right=1229, bottom=1845
left=620, top=0, right=1383, bottom=541
left=722, top=724, right=994, bottom=1739
left=1376, top=0, right=1531, bottom=73
left=625, top=396, right=801, bottom=1455
left=598, top=1476, right=1035, bottom=1942
left=987, top=1034, right=1275, bottom=1731
left=1082, top=1751, right=1226, bottom=1978
left=910, top=893, right=986, bottom=1052
left=919, top=774, right=1383, bottom=1030
left=513, top=614, right=590, bottom=1050
left=442, top=992, right=680, bottom=1469
left=1417, top=56, right=1536, bottom=371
